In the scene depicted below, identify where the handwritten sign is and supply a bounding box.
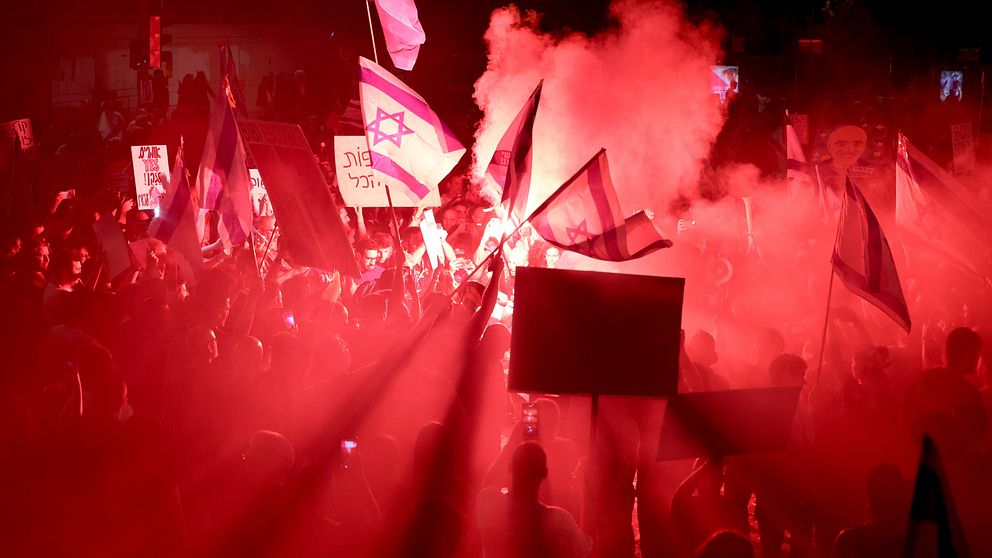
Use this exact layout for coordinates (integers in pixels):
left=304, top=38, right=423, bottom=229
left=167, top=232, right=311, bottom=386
left=333, top=136, right=441, bottom=207
left=249, top=168, right=274, bottom=217
left=1, top=118, right=36, bottom=155
left=130, top=145, right=170, bottom=210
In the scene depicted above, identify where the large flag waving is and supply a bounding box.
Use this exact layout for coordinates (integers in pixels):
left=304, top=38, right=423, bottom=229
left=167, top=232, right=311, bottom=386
left=529, top=149, right=672, bottom=261
left=903, top=436, right=970, bottom=558
left=484, top=82, right=542, bottom=219
left=196, top=78, right=253, bottom=249
left=358, top=57, right=465, bottom=204
left=149, top=141, right=201, bottom=284
left=832, top=176, right=911, bottom=332
left=373, top=0, right=426, bottom=71
left=896, top=133, right=990, bottom=281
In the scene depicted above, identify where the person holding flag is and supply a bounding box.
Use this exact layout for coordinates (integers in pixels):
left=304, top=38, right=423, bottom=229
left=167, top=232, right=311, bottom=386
left=149, top=138, right=201, bottom=286
left=196, top=46, right=254, bottom=251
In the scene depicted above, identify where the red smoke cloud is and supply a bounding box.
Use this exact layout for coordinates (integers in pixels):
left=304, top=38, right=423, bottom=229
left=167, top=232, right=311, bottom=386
left=472, top=0, right=726, bottom=217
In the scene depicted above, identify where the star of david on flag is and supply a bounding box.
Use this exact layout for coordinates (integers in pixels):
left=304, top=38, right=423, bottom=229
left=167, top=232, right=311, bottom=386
left=367, top=108, right=415, bottom=148
left=358, top=57, right=465, bottom=203
left=529, top=149, right=673, bottom=261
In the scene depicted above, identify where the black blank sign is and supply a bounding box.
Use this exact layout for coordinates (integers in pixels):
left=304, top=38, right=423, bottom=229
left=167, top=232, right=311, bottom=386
left=656, top=387, right=802, bottom=461
left=508, top=267, right=684, bottom=397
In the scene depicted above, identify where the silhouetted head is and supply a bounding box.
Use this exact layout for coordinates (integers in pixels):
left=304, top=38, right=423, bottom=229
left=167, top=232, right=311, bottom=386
left=232, top=336, right=264, bottom=379
left=945, top=327, right=982, bottom=375
left=689, top=330, right=718, bottom=366
left=768, top=353, right=807, bottom=387
left=187, top=325, right=218, bottom=365
left=695, top=530, right=753, bottom=558
left=510, top=441, right=547, bottom=500
left=244, top=430, right=295, bottom=486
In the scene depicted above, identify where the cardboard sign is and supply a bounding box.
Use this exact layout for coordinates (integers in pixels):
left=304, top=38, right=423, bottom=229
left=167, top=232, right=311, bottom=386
left=333, top=135, right=441, bottom=207
left=239, top=119, right=359, bottom=276
left=1, top=118, right=36, bottom=154
left=509, top=267, right=684, bottom=397
left=419, top=208, right=443, bottom=270
left=656, top=387, right=802, bottom=460
left=951, top=122, right=975, bottom=175
left=249, top=168, right=274, bottom=217
left=130, top=145, right=170, bottom=210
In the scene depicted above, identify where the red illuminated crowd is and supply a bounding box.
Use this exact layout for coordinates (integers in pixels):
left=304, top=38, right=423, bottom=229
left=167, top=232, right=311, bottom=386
left=2, top=59, right=992, bottom=558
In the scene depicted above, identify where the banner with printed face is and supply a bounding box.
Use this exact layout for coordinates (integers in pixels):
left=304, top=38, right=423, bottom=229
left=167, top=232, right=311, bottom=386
left=130, top=145, right=171, bottom=210
left=333, top=135, right=441, bottom=207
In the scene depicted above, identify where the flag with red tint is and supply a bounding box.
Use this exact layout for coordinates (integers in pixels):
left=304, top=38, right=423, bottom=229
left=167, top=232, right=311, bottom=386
left=530, top=149, right=672, bottom=261
left=831, top=176, right=911, bottom=332
left=485, top=82, right=542, bottom=220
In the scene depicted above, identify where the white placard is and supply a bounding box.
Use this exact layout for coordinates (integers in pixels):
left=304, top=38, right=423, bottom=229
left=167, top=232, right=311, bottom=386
left=249, top=168, right=274, bottom=217
left=420, top=208, right=443, bottom=270
left=130, top=145, right=170, bottom=210
left=333, top=136, right=441, bottom=208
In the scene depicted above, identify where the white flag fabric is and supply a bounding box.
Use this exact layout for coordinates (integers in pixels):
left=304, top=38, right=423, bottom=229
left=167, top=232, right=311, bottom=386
left=196, top=87, right=253, bottom=248
left=358, top=56, right=465, bottom=204
left=374, top=0, right=426, bottom=71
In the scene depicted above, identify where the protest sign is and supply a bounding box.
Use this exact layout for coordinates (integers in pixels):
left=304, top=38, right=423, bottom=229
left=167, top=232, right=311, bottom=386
left=249, top=168, right=274, bottom=217
left=333, top=136, right=441, bottom=207
left=130, top=145, right=170, bottom=210
left=509, top=268, right=684, bottom=397
left=1, top=118, right=36, bottom=155
left=239, top=119, right=358, bottom=276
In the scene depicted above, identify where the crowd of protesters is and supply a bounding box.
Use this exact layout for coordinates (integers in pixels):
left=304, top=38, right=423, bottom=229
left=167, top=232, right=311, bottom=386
left=2, top=56, right=992, bottom=558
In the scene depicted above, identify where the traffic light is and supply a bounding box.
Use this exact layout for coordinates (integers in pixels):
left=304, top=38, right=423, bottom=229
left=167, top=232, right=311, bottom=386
left=149, top=15, right=161, bottom=69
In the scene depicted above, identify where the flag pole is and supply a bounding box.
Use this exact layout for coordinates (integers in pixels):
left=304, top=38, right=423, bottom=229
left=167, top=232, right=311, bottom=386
left=814, top=177, right=848, bottom=391
left=364, top=0, right=380, bottom=65
left=813, top=270, right=836, bottom=389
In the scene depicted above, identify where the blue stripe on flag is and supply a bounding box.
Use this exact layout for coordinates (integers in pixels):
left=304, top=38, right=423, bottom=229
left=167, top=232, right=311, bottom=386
left=370, top=152, right=431, bottom=199
left=359, top=66, right=462, bottom=153
left=154, top=169, right=190, bottom=243
left=585, top=157, right=624, bottom=260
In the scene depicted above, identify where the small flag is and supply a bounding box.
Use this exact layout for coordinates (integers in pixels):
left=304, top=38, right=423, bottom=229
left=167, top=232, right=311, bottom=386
left=149, top=141, right=201, bottom=284
left=529, top=149, right=672, bottom=261
left=903, top=435, right=970, bottom=558
left=485, top=82, right=542, bottom=221
left=373, top=0, right=426, bottom=71
left=832, top=176, right=911, bottom=332
left=358, top=56, right=465, bottom=204
left=220, top=42, right=248, bottom=117
left=196, top=82, right=253, bottom=249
